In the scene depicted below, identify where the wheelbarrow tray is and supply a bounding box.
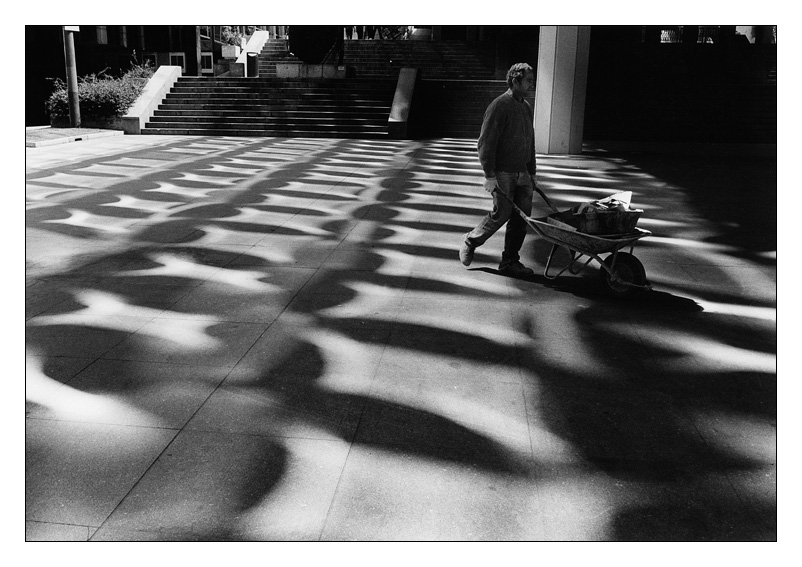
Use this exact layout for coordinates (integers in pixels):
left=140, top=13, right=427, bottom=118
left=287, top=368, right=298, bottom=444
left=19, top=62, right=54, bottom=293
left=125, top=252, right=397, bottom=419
left=525, top=214, right=652, bottom=295
left=528, top=216, right=651, bottom=255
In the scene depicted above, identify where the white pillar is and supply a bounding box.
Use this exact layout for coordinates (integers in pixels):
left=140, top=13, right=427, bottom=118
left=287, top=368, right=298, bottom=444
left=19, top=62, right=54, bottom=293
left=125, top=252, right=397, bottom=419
left=534, top=26, right=591, bottom=154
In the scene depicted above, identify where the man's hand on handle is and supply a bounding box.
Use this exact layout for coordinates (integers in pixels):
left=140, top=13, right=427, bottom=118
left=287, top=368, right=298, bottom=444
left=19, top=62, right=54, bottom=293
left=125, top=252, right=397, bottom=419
left=485, top=175, right=559, bottom=213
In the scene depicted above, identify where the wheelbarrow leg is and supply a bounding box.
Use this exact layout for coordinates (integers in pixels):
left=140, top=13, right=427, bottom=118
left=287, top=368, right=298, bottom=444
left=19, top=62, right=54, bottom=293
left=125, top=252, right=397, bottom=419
left=543, top=244, right=594, bottom=280
left=544, top=244, right=560, bottom=279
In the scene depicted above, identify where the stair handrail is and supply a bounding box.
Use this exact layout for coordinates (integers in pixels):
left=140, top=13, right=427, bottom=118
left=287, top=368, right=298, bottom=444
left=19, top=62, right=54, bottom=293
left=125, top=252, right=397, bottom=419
left=122, top=65, right=182, bottom=135
left=237, top=29, right=271, bottom=76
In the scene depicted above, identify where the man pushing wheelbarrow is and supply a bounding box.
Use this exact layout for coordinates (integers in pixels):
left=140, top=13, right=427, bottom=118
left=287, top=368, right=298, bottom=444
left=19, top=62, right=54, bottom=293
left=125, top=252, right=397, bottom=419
left=459, top=62, right=556, bottom=277
left=459, top=63, right=651, bottom=297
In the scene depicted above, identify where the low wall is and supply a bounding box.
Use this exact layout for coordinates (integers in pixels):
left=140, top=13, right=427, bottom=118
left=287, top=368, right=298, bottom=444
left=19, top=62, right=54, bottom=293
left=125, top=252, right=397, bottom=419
left=275, top=63, right=346, bottom=79
left=388, top=68, right=418, bottom=139
left=214, top=60, right=244, bottom=77
left=122, top=65, right=182, bottom=135
left=50, top=116, right=124, bottom=130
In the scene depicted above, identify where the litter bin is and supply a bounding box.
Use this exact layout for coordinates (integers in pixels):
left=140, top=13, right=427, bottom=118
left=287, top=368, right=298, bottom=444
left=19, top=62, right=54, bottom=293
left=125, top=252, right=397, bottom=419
left=246, top=52, right=259, bottom=77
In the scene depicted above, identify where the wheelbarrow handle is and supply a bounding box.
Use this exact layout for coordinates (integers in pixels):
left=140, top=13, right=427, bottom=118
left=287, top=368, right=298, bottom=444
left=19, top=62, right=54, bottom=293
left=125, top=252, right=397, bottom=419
left=534, top=185, right=560, bottom=213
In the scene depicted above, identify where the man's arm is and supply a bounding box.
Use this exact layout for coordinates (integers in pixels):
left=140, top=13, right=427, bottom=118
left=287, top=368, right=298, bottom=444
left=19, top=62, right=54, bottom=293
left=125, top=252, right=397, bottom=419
left=477, top=100, right=502, bottom=179
left=525, top=101, right=537, bottom=177
left=526, top=149, right=537, bottom=177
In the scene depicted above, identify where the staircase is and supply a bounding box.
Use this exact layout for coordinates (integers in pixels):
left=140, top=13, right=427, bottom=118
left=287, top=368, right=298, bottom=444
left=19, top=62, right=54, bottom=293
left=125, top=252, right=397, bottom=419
left=142, top=38, right=499, bottom=138
left=411, top=80, right=528, bottom=139
left=348, top=40, right=501, bottom=138
left=343, top=39, right=496, bottom=80
left=257, top=38, right=303, bottom=78
left=143, top=77, right=395, bottom=138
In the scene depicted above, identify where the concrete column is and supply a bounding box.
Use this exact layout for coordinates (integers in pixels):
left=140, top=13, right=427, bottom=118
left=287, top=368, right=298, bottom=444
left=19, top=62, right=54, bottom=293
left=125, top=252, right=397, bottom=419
left=534, top=26, right=591, bottom=155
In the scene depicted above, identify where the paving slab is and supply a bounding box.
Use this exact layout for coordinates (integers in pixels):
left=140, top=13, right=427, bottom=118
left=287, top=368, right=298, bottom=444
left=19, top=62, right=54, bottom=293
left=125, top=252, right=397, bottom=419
left=320, top=444, right=546, bottom=541
left=93, top=430, right=351, bottom=541
left=25, top=419, right=176, bottom=527
left=26, top=359, right=231, bottom=429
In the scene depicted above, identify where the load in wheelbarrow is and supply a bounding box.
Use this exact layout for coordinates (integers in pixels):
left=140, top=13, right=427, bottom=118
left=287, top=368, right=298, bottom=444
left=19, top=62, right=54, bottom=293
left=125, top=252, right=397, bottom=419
left=500, top=188, right=652, bottom=297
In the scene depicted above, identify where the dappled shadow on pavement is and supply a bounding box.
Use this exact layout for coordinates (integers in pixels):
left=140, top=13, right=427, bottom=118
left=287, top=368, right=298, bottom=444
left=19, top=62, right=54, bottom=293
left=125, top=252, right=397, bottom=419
left=26, top=136, right=775, bottom=540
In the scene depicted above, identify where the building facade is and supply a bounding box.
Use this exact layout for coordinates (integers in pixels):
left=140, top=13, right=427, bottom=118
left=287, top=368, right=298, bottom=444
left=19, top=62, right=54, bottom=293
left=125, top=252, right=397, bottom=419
left=26, top=25, right=777, bottom=144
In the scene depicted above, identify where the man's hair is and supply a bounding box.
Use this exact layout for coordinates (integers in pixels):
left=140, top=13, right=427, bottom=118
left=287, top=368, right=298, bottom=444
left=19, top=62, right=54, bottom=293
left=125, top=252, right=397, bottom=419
left=506, top=63, right=534, bottom=89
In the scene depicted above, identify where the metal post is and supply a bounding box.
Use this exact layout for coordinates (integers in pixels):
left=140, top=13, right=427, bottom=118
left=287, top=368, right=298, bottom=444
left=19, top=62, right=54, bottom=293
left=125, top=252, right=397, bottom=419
left=63, top=26, right=81, bottom=127
left=195, top=26, right=202, bottom=76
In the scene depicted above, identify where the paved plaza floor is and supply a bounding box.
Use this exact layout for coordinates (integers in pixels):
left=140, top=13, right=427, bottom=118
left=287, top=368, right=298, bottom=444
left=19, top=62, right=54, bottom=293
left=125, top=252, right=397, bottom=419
left=24, top=133, right=777, bottom=542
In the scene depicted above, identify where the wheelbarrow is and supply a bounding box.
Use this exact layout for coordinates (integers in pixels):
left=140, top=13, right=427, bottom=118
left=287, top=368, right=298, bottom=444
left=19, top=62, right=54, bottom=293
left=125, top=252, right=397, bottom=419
left=495, top=187, right=652, bottom=297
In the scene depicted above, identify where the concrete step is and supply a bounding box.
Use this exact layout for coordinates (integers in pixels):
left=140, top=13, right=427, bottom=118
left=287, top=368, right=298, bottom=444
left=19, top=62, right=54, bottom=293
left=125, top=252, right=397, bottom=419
left=173, top=79, right=395, bottom=91
left=146, top=119, right=388, bottom=131
left=141, top=127, right=388, bottom=138
left=154, top=103, right=389, bottom=113
left=149, top=112, right=390, bottom=123
left=153, top=108, right=391, bottom=118
left=165, top=92, right=393, bottom=102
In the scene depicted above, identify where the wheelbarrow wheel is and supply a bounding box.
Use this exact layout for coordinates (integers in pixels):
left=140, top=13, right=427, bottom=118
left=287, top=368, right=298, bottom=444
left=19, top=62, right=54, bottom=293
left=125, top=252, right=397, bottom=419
left=599, top=252, right=647, bottom=297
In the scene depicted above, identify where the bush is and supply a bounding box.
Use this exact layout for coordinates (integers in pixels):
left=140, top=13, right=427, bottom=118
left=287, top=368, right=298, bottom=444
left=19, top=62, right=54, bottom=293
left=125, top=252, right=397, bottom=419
left=46, top=59, right=155, bottom=122
left=124, top=57, right=155, bottom=79
left=221, top=26, right=244, bottom=46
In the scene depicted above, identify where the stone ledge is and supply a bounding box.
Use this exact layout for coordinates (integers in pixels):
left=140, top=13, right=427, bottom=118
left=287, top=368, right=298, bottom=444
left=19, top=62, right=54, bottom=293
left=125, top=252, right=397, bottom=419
left=26, top=128, right=124, bottom=148
left=275, top=63, right=347, bottom=79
